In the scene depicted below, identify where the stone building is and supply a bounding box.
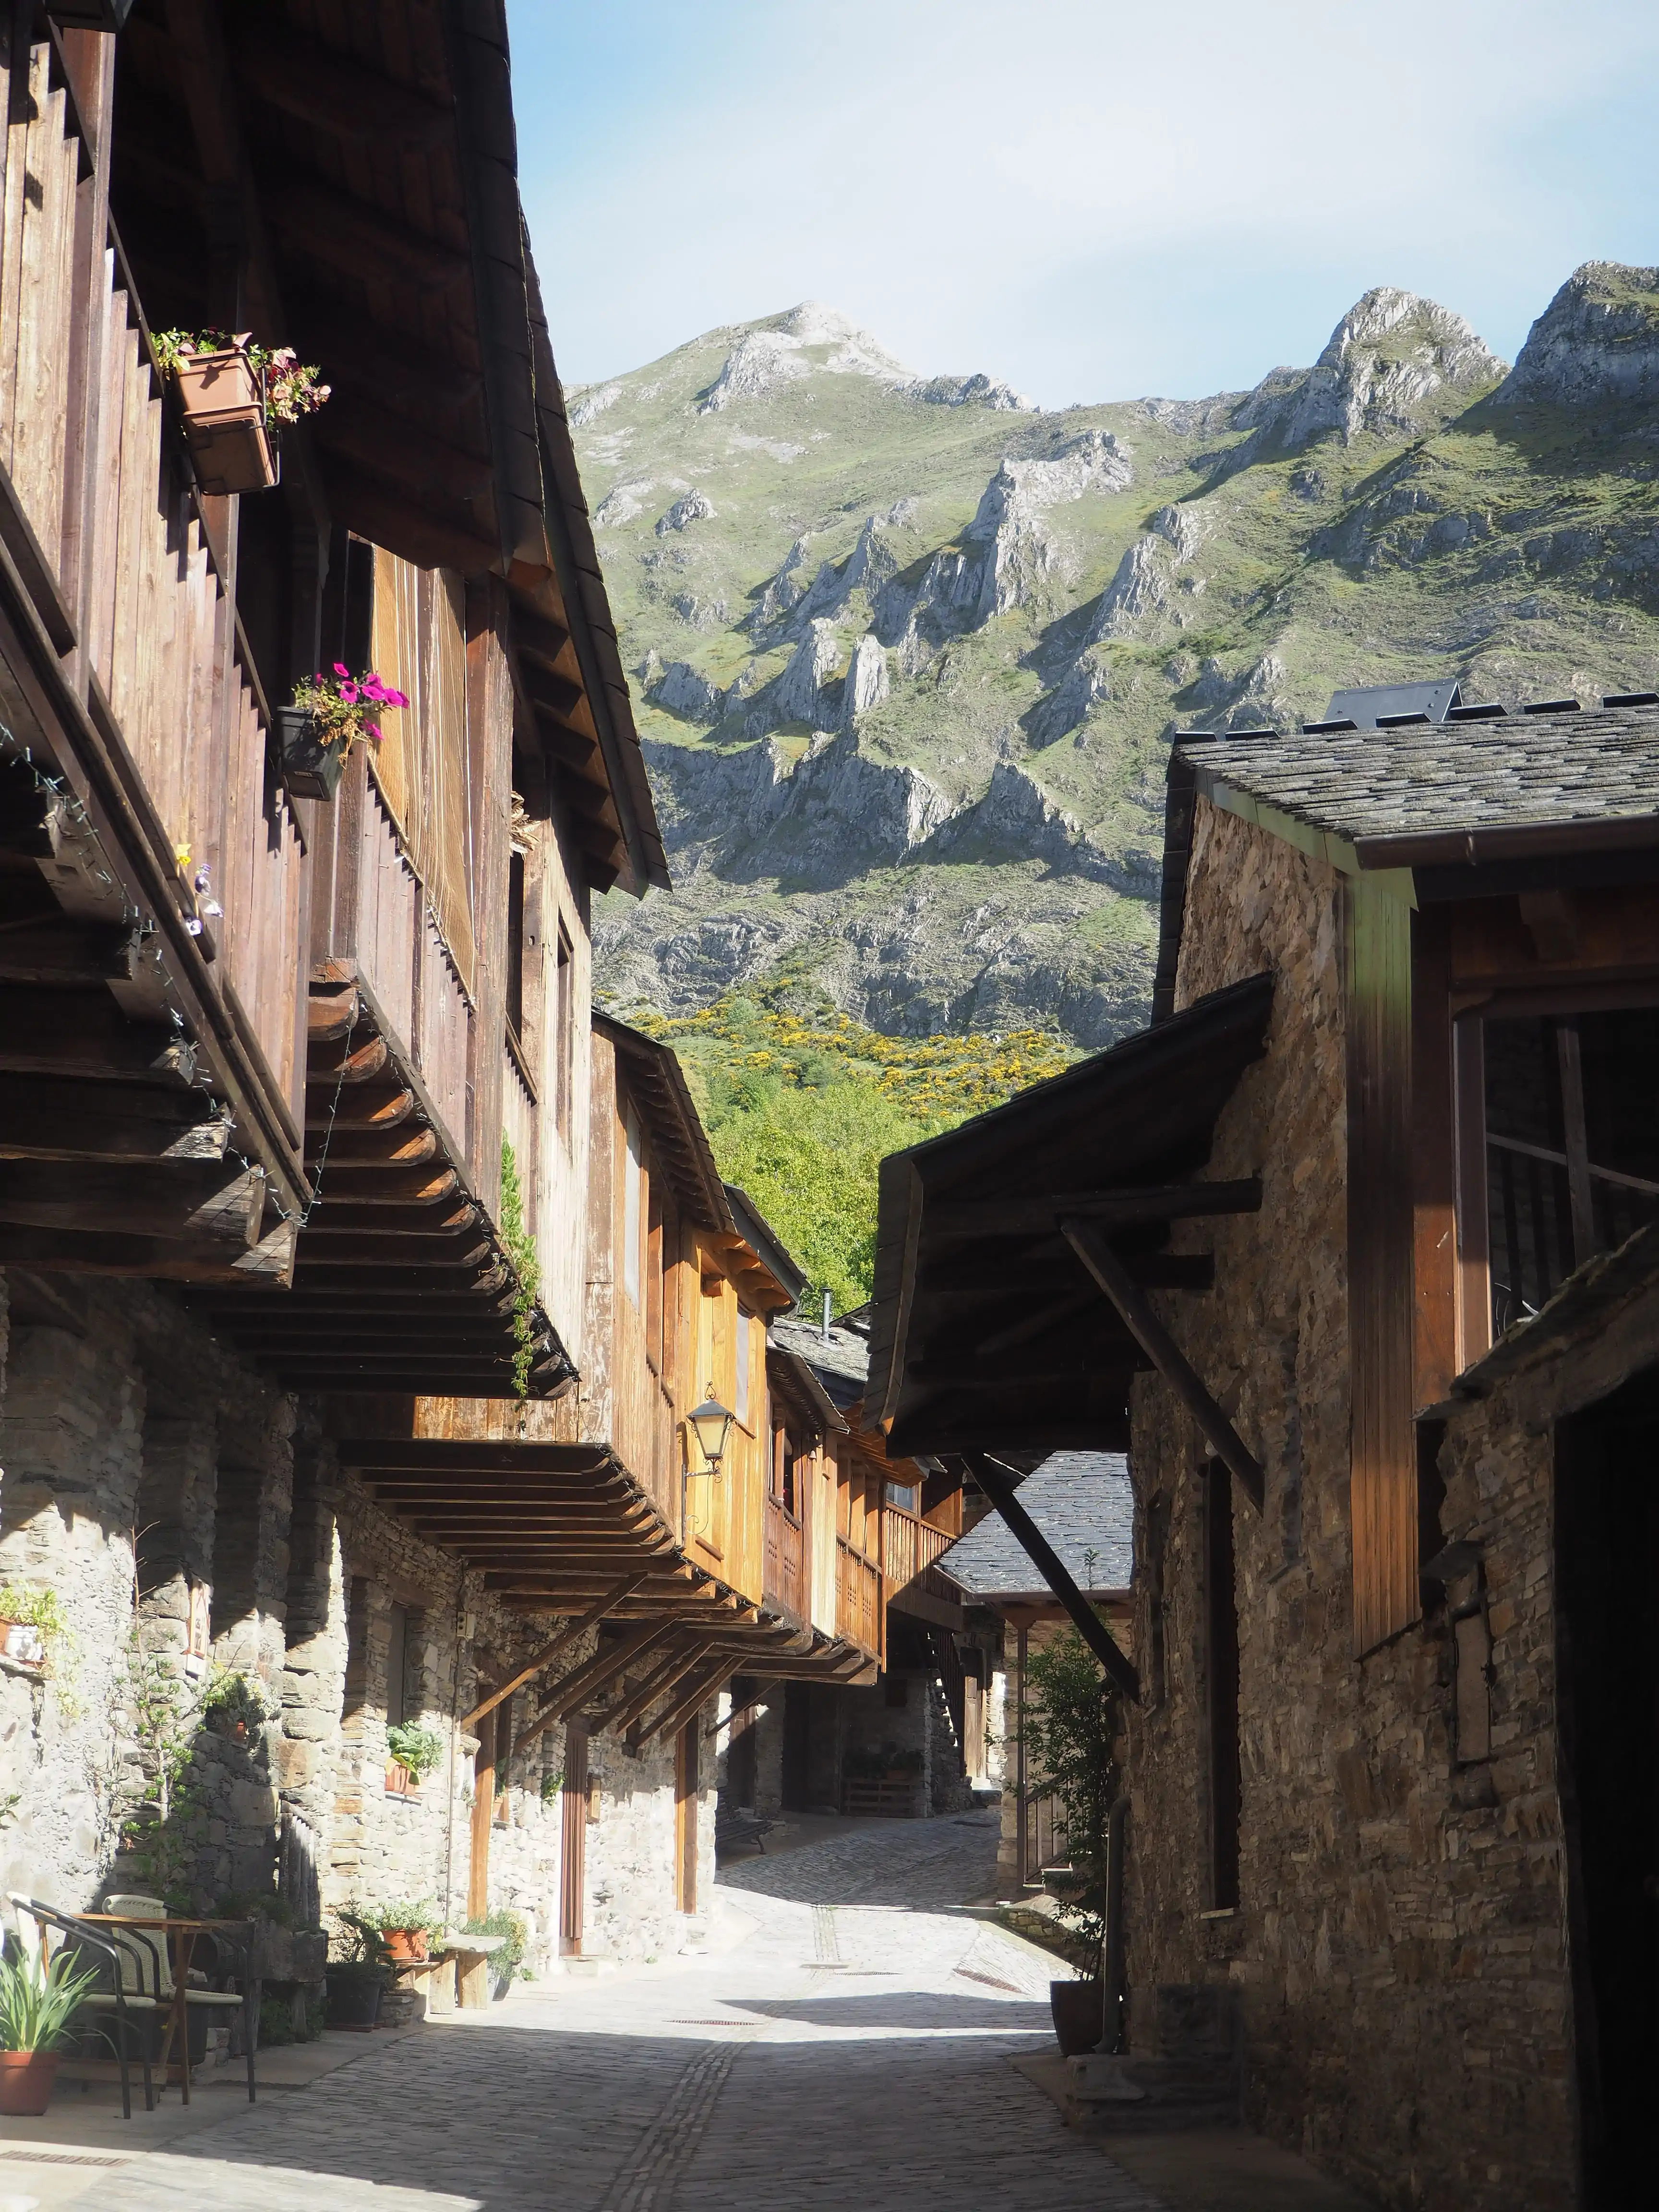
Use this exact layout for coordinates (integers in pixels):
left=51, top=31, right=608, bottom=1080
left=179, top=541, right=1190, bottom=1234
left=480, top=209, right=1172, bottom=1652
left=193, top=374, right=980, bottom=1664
left=0, top=3, right=872, bottom=2053
left=868, top=697, right=1659, bottom=2210
left=933, top=1453, right=1133, bottom=1897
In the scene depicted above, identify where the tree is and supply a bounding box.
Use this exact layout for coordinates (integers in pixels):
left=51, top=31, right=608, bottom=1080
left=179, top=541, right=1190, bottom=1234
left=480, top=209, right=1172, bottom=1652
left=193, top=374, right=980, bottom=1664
left=1022, top=1626, right=1122, bottom=1981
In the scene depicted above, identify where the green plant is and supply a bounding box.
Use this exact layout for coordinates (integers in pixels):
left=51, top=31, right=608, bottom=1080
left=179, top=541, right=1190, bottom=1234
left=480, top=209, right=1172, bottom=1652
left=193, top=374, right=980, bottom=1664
left=385, top=1722, right=445, bottom=1782
left=0, top=1948, right=100, bottom=2054
left=540, top=1767, right=563, bottom=1804
left=120, top=1615, right=209, bottom=1907
left=212, top=1888, right=293, bottom=1928
left=332, top=1914, right=390, bottom=1972
left=499, top=1139, right=541, bottom=1395
left=200, top=1665, right=277, bottom=1734
left=257, top=1991, right=325, bottom=2046
left=288, top=666, right=408, bottom=760
left=462, top=1909, right=526, bottom=1969
left=354, top=1899, right=443, bottom=1939
left=0, top=1585, right=68, bottom=1638
left=153, top=329, right=329, bottom=422
left=1021, top=1627, right=1122, bottom=1981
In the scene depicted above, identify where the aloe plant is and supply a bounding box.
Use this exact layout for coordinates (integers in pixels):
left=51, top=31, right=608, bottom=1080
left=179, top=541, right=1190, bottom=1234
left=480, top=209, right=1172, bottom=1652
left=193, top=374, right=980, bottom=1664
left=0, top=1948, right=100, bottom=2053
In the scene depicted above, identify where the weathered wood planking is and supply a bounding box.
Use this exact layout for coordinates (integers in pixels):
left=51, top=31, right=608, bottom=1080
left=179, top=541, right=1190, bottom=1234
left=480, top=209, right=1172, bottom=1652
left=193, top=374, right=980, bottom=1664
left=0, top=40, right=79, bottom=572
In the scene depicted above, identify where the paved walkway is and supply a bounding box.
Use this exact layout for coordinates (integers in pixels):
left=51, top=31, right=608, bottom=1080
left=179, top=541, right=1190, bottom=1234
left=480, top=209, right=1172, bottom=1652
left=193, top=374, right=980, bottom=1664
left=0, top=1812, right=1172, bottom=2212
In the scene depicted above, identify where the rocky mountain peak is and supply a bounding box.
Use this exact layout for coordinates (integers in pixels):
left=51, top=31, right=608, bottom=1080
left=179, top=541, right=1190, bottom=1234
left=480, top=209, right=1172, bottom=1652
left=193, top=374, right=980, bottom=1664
left=1233, top=286, right=1504, bottom=450
left=1493, top=262, right=1659, bottom=408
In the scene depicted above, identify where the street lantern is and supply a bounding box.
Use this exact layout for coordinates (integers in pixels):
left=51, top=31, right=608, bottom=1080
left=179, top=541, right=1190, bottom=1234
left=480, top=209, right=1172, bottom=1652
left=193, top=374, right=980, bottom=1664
left=687, top=1390, right=735, bottom=1472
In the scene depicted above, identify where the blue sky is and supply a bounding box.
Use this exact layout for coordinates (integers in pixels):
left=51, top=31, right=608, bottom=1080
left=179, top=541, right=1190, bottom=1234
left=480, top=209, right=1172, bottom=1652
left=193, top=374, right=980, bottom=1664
left=509, top=0, right=1659, bottom=409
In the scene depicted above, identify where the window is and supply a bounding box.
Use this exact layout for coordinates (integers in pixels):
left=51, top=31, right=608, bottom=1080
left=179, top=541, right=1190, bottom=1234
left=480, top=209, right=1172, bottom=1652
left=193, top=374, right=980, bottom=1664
left=386, top=1603, right=409, bottom=1727
left=505, top=852, right=525, bottom=1044
left=1479, top=1008, right=1659, bottom=1337
left=555, top=923, right=574, bottom=1140
left=886, top=1480, right=919, bottom=1513
left=1204, top=1463, right=1241, bottom=1911
left=734, top=1310, right=750, bottom=1428
left=622, top=1103, right=644, bottom=1307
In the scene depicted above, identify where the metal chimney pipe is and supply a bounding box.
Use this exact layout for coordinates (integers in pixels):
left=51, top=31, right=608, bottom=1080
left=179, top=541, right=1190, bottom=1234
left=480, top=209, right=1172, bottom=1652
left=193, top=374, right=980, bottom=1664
left=821, top=1288, right=832, bottom=1344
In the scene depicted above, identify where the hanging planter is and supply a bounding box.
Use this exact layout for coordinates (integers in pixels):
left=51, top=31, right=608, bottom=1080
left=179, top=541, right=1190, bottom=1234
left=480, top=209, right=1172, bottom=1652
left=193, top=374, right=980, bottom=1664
left=278, top=667, right=408, bottom=803
left=155, top=331, right=328, bottom=498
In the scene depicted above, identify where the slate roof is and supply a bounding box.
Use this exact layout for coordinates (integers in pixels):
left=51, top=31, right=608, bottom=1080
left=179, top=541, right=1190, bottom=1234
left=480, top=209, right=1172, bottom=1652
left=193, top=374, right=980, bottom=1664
left=934, top=1452, right=1134, bottom=1599
left=768, top=1315, right=871, bottom=1413
left=1179, top=701, right=1659, bottom=864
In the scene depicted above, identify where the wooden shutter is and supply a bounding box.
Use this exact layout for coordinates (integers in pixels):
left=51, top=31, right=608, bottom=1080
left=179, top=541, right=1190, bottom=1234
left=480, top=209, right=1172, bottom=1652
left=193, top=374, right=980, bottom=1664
left=1345, top=874, right=1420, bottom=1654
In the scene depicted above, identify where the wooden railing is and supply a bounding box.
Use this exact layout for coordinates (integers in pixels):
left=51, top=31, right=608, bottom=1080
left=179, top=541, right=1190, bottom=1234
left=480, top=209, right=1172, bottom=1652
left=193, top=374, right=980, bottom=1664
left=883, top=1505, right=954, bottom=1600
left=763, top=1496, right=805, bottom=1624
left=836, top=1539, right=882, bottom=1661
left=0, top=29, right=306, bottom=1144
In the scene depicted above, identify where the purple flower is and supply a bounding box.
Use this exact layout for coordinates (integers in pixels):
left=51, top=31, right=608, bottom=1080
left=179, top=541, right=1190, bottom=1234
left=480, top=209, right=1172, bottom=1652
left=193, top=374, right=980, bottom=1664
left=339, top=682, right=360, bottom=704
left=333, top=661, right=351, bottom=679
left=384, top=687, right=409, bottom=709
left=365, top=721, right=382, bottom=744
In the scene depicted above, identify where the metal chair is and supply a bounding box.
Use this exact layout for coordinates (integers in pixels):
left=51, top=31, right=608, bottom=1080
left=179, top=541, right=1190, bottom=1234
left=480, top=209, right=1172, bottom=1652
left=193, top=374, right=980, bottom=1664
left=101, top=1895, right=258, bottom=2103
left=6, top=1894, right=155, bottom=2118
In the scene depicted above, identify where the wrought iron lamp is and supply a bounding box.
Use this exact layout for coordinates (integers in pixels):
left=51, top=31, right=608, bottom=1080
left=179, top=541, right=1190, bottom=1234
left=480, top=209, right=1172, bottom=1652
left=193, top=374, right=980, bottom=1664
left=687, top=1389, right=735, bottom=1473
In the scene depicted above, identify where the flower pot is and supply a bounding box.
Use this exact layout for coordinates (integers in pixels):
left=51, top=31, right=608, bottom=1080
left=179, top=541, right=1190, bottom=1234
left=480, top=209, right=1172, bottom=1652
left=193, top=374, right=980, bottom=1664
left=1050, top=1977, right=1106, bottom=2057
left=172, top=348, right=277, bottom=496
left=0, top=2051, right=60, bottom=2117
left=384, top=1760, right=412, bottom=1799
left=0, top=1620, right=44, bottom=1666
left=277, top=708, right=345, bottom=800
left=380, top=1928, right=428, bottom=1963
left=324, top=1971, right=384, bottom=2032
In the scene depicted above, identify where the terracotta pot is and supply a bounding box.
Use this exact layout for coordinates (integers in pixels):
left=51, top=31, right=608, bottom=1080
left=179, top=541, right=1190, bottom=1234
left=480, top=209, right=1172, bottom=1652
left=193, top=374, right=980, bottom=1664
left=380, top=1927, right=428, bottom=1963
left=0, top=2051, right=60, bottom=2116
left=276, top=708, right=345, bottom=801
left=1050, top=1977, right=1106, bottom=2057
left=384, top=1759, right=412, bottom=1798
left=172, top=348, right=277, bottom=496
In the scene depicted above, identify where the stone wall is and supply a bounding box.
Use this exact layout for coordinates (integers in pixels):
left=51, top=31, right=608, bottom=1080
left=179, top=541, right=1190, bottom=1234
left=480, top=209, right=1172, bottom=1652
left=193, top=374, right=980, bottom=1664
left=0, top=1274, right=716, bottom=1984
left=1122, top=802, right=1579, bottom=2212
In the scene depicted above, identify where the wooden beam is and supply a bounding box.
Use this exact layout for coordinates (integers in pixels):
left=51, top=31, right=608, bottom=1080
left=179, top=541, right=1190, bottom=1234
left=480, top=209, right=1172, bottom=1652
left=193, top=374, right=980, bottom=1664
left=964, top=1452, right=1140, bottom=1704
left=267, top=183, right=471, bottom=293
left=514, top=1620, right=683, bottom=1750
left=228, top=21, right=454, bottom=148
left=337, top=1442, right=616, bottom=1476
left=302, top=1125, right=438, bottom=1167
left=303, top=1082, right=415, bottom=1131
left=605, top=1636, right=720, bottom=1740
left=0, top=918, right=135, bottom=987
left=930, top=1180, right=1262, bottom=1239
left=460, top=1577, right=648, bottom=1731
left=0, top=989, right=195, bottom=1084
left=0, top=1075, right=228, bottom=1163
left=316, top=400, right=494, bottom=504
left=1063, top=1220, right=1264, bottom=1513
left=306, top=1032, right=388, bottom=1085
left=632, top=1659, right=740, bottom=1750
left=0, top=1160, right=263, bottom=1247
left=927, top=1254, right=1216, bottom=1297
left=322, top=468, right=500, bottom=576
left=293, top=324, right=482, bottom=410
left=0, top=1217, right=289, bottom=1286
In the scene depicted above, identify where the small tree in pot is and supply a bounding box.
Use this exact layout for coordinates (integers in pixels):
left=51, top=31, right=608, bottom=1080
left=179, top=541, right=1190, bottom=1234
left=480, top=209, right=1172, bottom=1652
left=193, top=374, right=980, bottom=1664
left=1022, top=1626, right=1122, bottom=2056
left=325, top=1918, right=390, bottom=2032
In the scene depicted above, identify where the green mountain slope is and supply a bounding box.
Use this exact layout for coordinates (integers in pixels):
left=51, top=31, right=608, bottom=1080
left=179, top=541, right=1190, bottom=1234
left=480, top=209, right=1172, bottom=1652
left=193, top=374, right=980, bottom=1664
left=577, top=266, right=1659, bottom=1051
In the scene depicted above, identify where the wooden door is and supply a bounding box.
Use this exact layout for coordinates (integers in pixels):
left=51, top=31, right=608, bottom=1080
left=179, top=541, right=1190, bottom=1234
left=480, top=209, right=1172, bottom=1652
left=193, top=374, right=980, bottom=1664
left=559, top=1720, right=588, bottom=1956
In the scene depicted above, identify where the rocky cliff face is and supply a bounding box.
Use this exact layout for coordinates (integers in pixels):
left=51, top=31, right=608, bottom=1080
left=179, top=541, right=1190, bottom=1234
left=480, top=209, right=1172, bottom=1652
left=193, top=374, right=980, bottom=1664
left=576, top=271, right=1659, bottom=1048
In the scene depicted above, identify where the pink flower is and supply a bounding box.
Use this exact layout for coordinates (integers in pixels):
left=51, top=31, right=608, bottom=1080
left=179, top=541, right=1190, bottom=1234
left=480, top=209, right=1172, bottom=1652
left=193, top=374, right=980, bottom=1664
left=365, top=721, right=382, bottom=744
left=384, top=687, right=409, bottom=709
left=360, top=675, right=390, bottom=703
left=339, top=682, right=360, bottom=704
left=333, top=662, right=351, bottom=679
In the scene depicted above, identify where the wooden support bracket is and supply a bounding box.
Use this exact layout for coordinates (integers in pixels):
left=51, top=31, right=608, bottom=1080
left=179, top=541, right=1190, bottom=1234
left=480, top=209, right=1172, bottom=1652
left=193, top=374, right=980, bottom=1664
left=964, top=1451, right=1140, bottom=1704
left=459, top=1575, right=647, bottom=1732
left=1063, top=1220, right=1264, bottom=1513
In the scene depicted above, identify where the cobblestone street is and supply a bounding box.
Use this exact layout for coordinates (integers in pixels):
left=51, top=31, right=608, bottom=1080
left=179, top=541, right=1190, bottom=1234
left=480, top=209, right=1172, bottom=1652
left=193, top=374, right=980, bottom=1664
left=0, top=1814, right=1164, bottom=2212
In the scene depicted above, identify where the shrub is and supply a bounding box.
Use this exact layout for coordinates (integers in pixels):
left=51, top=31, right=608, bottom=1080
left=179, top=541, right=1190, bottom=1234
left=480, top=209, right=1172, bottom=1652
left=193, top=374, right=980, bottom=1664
left=1021, top=1628, right=1122, bottom=1981
left=385, top=1722, right=445, bottom=1782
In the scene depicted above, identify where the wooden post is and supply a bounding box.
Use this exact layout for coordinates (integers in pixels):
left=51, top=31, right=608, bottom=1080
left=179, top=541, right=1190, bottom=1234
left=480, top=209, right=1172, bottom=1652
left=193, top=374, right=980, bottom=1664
left=467, top=1706, right=493, bottom=1924
left=674, top=1721, right=699, bottom=1915
left=559, top=1720, right=588, bottom=1957
left=1556, top=1019, right=1598, bottom=1267
left=1062, top=1221, right=1263, bottom=1513
left=966, top=1453, right=1139, bottom=1703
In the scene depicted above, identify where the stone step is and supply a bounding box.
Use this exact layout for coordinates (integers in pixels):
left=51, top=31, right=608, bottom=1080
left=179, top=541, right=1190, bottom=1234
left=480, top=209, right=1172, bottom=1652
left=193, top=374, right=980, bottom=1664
left=1065, top=2051, right=1241, bottom=2134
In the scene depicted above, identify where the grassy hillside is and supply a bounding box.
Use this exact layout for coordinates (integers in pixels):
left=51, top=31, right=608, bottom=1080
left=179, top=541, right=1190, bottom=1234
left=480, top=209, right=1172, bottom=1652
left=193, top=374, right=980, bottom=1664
left=617, top=981, right=1073, bottom=1308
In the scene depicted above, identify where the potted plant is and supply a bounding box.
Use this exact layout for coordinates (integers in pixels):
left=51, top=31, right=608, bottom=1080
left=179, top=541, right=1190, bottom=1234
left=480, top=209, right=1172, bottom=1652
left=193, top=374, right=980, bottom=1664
left=0, top=1948, right=100, bottom=2116
left=1022, top=1626, right=1122, bottom=2057
left=153, top=329, right=328, bottom=497
left=0, top=1583, right=65, bottom=1669
left=461, top=1909, right=527, bottom=2001
left=357, top=1899, right=442, bottom=1964
left=385, top=1722, right=445, bottom=1799
left=278, top=665, right=409, bottom=801
left=199, top=1665, right=278, bottom=1745
left=325, top=1920, right=390, bottom=2032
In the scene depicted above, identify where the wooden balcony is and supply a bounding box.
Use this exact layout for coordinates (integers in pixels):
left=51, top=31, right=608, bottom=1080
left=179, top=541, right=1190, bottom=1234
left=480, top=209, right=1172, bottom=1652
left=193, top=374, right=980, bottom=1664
left=0, top=26, right=306, bottom=1280
left=763, top=1495, right=806, bottom=1627
left=883, top=1505, right=964, bottom=1629
left=836, top=1538, right=884, bottom=1664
